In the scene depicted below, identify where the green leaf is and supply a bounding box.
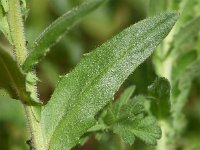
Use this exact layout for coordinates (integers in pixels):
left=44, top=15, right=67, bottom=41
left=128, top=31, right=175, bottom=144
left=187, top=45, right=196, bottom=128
left=173, top=16, right=200, bottom=48
left=0, top=45, right=39, bottom=105
left=101, top=93, right=161, bottom=146
left=114, top=85, right=136, bottom=115
left=112, top=96, right=161, bottom=145
left=113, top=116, right=161, bottom=145
left=116, top=96, right=146, bottom=122
left=22, top=0, right=106, bottom=72
left=148, top=77, right=171, bottom=119
left=114, top=124, right=136, bottom=145
left=41, top=12, right=178, bottom=150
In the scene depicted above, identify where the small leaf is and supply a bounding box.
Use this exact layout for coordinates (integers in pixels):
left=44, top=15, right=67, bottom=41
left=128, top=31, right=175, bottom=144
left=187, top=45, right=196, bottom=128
left=112, top=96, right=161, bottom=145
left=148, top=77, right=171, bottom=119
left=0, top=45, right=39, bottom=105
left=104, top=95, right=161, bottom=146
left=114, top=125, right=135, bottom=145
left=22, top=0, right=106, bottom=72
left=102, top=104, right=116, bottom=126
left=98, top=85, right=135, bottom=126
left=113, top=116, right=161, bottom=145
left=114, top=85, right=136, bottom=115
left=41, top=12, right=178, bottom=150
left=118, top=96, right=146, bottom=121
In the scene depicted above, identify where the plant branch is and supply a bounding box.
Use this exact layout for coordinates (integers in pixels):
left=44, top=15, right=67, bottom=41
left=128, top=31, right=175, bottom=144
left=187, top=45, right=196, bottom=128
left=7, top=0, right=46, bottom=149
left=7, top=0, right=27, bottom=65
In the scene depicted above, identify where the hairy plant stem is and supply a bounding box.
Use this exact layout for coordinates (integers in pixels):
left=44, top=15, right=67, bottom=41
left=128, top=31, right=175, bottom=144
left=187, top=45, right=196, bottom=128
left=7, top=0, right=27, bottom=65
left=23, top=105, right=45, bottom=150
left=7, top=0, right=45, bottom=149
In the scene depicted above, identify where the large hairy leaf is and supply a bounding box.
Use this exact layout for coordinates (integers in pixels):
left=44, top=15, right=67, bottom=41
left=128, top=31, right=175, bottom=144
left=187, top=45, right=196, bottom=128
left=22, top=0, right=106, bottom=72
left=41, top=12, right=178, bottom=150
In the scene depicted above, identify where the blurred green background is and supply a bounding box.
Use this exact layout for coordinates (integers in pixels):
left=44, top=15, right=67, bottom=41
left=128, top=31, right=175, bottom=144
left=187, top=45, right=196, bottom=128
left=1, top=0, right=200, bottom=149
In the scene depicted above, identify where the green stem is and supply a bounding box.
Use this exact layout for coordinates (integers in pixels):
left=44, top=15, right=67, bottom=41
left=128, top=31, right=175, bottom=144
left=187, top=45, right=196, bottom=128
left=156, top=121, right=169, bottom=150
left=7, top=0, right=27, bottom=65
left=7, top=0, right=46, bottom=149
left=156, top=120, right=176, bottom=150
left=24, top=106, right=46, bottom=150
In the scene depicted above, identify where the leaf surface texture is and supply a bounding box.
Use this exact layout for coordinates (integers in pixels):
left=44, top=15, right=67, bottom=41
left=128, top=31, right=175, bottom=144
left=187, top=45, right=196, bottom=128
left=41, top=12, right=178, bottom=150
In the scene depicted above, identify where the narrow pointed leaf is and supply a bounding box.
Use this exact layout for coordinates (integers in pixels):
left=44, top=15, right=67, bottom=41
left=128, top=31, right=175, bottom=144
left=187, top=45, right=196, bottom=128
left=22, top=0, right=106, bottom=72
left=41, top=12, right=178, bottom=150
left=0, top=46, right=39, bottom=105
left=114, top=86, right=135, bottom=116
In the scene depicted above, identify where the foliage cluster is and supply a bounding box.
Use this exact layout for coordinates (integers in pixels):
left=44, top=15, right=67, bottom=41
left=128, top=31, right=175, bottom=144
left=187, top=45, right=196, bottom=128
left=0, top=0, right=200, bottom=150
